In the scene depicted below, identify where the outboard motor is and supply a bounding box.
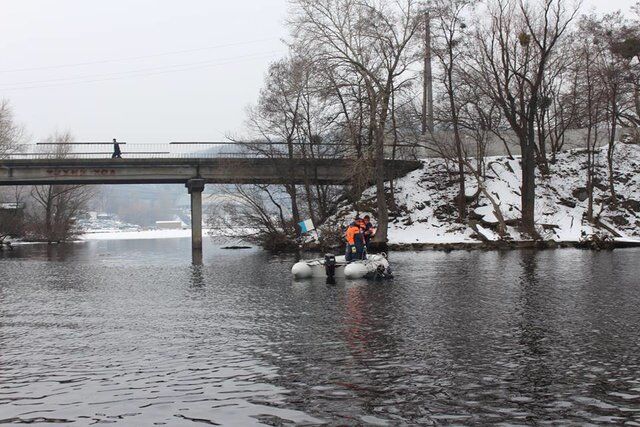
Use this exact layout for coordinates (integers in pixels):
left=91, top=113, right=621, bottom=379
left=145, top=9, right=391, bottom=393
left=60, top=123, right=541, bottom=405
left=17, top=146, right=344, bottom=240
left=375, top=264, right=393, bottom=280
left=324, top=254, right=337, bottom=284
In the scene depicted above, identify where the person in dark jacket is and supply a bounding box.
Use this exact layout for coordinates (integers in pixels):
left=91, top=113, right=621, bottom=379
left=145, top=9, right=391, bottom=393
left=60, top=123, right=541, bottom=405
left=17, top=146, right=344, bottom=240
left=354, top=218, right=367, bottom=260
left=111, top=138, right=122, bottom=159
left=362, top=215, right=375, bottom=247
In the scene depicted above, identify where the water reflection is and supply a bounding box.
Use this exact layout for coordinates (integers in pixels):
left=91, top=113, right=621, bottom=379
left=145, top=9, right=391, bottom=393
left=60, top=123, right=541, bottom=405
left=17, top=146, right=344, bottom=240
left=1, top=241, right=639, bottom=425
left=190, top=264, right=205, bottom=288
left=516, top=250, right=556, bottom=395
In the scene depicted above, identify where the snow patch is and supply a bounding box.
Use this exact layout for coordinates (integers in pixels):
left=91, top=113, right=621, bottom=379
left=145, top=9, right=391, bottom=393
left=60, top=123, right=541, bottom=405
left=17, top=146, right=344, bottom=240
left=325, top=144, right=640, bottom=245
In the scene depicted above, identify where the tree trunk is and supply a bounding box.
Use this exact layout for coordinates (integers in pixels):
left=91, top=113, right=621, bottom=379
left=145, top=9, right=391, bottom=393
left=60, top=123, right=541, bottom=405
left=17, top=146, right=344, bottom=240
left=45, top=187, right=54, bottom=242
left=465, top=159, right=507, bottom=236
left=389, top=91, right=400, bottom=211
left=536, top=111, right=550, bottom=174
left=304, top=181, right=317, bottom=227
left=607, top=89, right=618, bottom=206
left=373, top=139, right=388, bottom=243
left=445, top=56, right=466, bottom=221
left=521, top=131, right=537, bottom=236
left=585, top=48, right=596, bottom=222
left=371, top=84, right=391, bottom=244
left=634, top=83, right=640, bottom=121
left=586, top=124, right=595, bottom=221
left=451, top=108, right=466, bottom=221
left=373, top=103, right=389, bottom=244
left=285, top=185, right=301, bottom=236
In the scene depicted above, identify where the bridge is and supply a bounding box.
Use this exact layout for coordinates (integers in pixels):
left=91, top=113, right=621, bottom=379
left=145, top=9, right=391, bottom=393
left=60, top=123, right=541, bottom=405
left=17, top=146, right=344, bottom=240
left=0, top=142, right=421, bottom=253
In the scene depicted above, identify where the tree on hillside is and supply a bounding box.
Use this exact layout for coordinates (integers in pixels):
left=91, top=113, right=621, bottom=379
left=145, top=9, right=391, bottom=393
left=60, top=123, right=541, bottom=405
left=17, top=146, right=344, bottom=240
left=578, top=13, right=640, bottom=206
left=571, top=20, right=608, bottom=221
left=469, top=0, right=578, bottom=236
left=289, top=0, right=424, bottom=244
left=617, top=4, right=640, bottom=126
left=430, top=0, right=477, bottom=221
left=533, top=33, right=579, bottom=166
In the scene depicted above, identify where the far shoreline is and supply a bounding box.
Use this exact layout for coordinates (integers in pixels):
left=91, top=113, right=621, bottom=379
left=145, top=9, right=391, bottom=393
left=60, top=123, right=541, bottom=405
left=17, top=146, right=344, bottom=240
left=384, top=239, right=640, bottom=252
left=3, top=230, right=639, bottom=252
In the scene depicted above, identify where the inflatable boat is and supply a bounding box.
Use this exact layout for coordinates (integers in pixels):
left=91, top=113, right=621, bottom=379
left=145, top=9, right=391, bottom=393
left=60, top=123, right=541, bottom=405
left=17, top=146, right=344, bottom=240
left=291, top=253, right=392, bottom=280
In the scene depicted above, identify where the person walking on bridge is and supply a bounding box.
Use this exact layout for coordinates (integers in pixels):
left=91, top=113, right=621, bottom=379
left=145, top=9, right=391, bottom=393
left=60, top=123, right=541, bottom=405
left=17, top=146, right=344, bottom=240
left=111, top=138, right=122, bottom=159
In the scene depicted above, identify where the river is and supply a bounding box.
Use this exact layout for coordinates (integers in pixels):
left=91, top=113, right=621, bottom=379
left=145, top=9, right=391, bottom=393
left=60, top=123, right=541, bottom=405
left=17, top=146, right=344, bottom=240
left=1, top=239, right=639, bottom=425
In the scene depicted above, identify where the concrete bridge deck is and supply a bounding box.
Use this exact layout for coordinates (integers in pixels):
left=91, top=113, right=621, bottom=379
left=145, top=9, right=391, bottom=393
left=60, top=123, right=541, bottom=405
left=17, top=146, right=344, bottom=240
left=0, top=157, right=420, bottom=186
left=0, top=156, right=421, bottom=254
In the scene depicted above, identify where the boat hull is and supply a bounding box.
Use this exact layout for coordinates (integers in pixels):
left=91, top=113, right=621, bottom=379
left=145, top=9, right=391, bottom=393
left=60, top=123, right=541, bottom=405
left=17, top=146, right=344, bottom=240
left=292, top=254, right=390, bottom=280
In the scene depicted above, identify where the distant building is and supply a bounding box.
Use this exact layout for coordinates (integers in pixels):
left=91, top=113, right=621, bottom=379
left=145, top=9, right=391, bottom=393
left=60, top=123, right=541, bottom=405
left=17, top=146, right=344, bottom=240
left=0, top=203, right=24, bottom=211
left=0, top=203, right=25, bottom=235
left=155, top=220, right=185, bottom=230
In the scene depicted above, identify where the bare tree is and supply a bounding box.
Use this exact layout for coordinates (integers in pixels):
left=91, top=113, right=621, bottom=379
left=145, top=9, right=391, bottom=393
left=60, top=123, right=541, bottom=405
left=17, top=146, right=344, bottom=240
left=0, top=100, right=23, bottom=158
left=579, top=13, right=639, bottom=206
left=0, top=187, right=26, bottom=248
left=245, top=57, right=307, bottom=233
left=0, top=100, right=26, bottom=246
left=534, top=39, right=579, bottom=165
left=470, top=0, right=578, bottom=235
left=593, top=14, right=627, bottom=206
left=573, top=21, right=607, bottom=221
left=430, top=0, right=477, bottom=221
left=242, top=55, right=344, bottom=237
left=289, top=0, right=423, bottom=244
left=207, top=185, right=301, bottom=251
left=28, top=132, right=94, bottom=242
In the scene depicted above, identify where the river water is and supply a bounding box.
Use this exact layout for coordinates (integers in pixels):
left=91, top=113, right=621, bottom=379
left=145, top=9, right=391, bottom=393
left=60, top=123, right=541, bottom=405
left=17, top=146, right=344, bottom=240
left=1, top=239, right=639, bottom=426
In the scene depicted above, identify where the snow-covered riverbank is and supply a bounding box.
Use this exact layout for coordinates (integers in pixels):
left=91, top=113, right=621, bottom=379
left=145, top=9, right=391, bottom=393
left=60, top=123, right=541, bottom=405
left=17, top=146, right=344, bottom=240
left=323, top=144, right=640, bottom=249
left=80, top=229, right=193, bottom=241
left=81, top=228, right=251, bottom=244
left=1, top=229, right=193, bottom=246
left=2, top=229, right=252, bottom=248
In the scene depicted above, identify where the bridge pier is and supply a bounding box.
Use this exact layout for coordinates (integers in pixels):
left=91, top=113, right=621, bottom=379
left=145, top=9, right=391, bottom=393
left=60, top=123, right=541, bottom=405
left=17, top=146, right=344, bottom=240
left=186, top=179, right=205, bottom=252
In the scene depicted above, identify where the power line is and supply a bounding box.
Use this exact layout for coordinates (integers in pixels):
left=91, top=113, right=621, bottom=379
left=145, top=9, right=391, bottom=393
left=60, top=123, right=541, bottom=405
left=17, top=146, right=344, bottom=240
left=0, top=51, right=283, bottom=88
left=0, top=52, right=282, bottom=91
left=0, top=37, right=279, bottom=74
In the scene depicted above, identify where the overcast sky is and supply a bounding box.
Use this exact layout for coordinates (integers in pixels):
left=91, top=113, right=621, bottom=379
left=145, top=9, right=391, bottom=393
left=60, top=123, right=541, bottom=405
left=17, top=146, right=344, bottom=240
left=1, top=0, right=636, bottom=143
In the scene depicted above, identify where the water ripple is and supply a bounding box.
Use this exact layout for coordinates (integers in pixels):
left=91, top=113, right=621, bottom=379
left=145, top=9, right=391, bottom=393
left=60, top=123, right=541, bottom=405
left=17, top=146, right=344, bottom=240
left=1, top=242, right=639, bottom=425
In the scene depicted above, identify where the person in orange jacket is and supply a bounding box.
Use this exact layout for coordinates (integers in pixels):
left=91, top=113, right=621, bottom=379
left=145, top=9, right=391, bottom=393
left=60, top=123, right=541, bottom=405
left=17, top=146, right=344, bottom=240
left=345, top=217, right=368, bottom=262
left=354, top=218, right=367, bottom=260
left=345, top=218, right=363, bottom=262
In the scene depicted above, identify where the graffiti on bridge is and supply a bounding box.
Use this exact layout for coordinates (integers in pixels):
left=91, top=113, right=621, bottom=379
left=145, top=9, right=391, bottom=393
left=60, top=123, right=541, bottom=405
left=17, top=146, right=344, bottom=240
left=46, top=169, right=116, bottom=177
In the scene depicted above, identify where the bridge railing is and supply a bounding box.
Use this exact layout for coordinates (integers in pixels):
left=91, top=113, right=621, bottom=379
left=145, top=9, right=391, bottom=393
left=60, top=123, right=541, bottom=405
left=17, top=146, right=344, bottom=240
left=1, top=142, right=420, bottom=160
